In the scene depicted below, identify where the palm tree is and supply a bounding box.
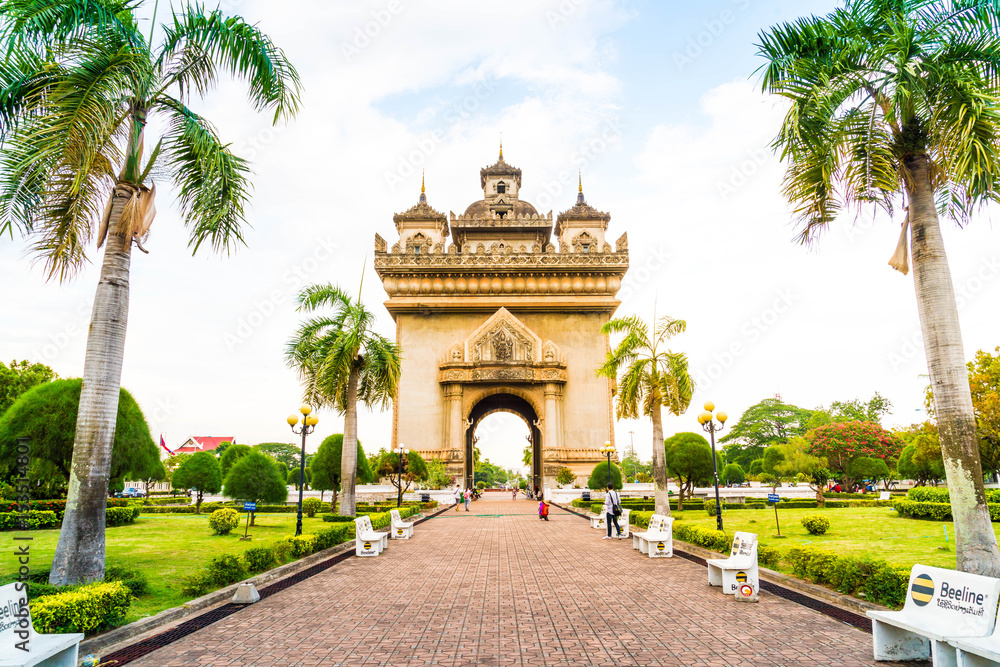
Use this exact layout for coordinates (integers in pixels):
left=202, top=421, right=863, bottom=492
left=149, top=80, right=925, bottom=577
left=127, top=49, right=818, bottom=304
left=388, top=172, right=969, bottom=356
left=285, top=284, right=401, bottom=516
left=596, top=315, right=693, bottom=516
left=757, top=0, right=1000, bottom=576
left=0, top=1, right=300, bottom=585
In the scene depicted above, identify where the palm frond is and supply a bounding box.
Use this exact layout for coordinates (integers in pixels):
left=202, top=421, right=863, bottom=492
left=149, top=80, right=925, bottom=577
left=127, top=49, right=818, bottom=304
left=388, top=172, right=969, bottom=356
left=158, top=95, right=251, bottom=254
left=158, top=4, right=301, bottom=122
left=0, top=0, right=144, bottom=53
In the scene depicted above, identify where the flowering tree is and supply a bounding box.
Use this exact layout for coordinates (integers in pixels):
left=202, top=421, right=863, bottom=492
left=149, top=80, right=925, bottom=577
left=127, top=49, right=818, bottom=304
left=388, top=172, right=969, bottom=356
left=807, top=422, right=903, bottom=489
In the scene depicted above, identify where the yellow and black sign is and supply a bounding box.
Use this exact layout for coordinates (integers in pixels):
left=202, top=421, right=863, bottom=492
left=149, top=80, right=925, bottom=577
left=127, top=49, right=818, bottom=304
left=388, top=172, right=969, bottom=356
left=657, top=542, right=665, bottom=552
left=910, top=574, right=934, bottom=606
left=363, top=542, right=372, bottom=550
left=732, top=537, right=741, bottom=555
left=736, top=571, right=747, bottom=583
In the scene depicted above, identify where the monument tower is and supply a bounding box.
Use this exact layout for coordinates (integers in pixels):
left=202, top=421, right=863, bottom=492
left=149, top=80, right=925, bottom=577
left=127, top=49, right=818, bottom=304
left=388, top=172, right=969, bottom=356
left=374, top=148, right=629, bottom=489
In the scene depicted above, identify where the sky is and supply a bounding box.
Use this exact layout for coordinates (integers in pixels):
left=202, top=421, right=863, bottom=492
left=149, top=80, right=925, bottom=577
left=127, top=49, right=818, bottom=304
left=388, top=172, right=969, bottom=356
left=2, top=0, right=998, bottom=474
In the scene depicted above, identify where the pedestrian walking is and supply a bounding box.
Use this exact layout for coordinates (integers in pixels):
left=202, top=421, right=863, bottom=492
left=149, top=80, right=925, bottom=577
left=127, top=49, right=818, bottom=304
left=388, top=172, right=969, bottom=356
left=454, top=485, right=462, bottom=511
left=538, top=499, right=549, bottom=521
left=464, top=487, right=471, bottom=511
left=511, top=486, right=517, bottom=501
left=602, top=484, right=623, bottom=539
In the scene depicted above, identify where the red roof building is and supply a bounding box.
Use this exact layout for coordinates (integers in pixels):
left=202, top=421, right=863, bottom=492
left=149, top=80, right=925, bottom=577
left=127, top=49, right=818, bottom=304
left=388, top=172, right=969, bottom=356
left=172, top=436, right=235, bottom=454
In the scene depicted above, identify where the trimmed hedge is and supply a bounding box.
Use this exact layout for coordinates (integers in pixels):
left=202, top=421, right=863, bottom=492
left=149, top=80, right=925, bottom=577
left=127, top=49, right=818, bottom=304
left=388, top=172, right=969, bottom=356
left=894, top=498, right=1000, bottom=522
left=106, top=506, right=141, bottom=527
left=29, top=581, right=132, bottom=635
left=0, top=510, right=59, bottom=530
left=141, top=505, right=196, bottom=514
left=321, top=514, right=356, bottom=522
left=178, top=505, right=423, bottom=598
left=785, top=547, right=909, bottom=608
left=0, top=498, right=130, bottom=514
left=907, top=487, right=1000, bottom=504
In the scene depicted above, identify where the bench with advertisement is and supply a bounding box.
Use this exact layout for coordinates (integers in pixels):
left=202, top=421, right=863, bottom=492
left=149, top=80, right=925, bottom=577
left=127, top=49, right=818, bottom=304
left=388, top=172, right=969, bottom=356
left=588, top=512, right=605, bottom=530
left=867, top=565, right=1000, bottom=665
left=354, top=516, right=389, bottom=557
left=631, top=514, right=673, bottom=558
left=0, top=582, right=83, bottom=667
left=707, top=531, right=759, bottom=598
left=389, top=509, right=415, bottom=540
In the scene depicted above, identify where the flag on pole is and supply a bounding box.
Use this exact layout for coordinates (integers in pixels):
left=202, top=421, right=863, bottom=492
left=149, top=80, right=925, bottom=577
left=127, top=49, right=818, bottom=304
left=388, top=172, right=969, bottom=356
left=159, top=435, right=173, bottom=455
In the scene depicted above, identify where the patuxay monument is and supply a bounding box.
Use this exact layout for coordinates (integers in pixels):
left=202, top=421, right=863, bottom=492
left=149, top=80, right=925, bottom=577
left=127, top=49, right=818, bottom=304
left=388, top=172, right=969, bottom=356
left=374, top=148, right=629, bottom=490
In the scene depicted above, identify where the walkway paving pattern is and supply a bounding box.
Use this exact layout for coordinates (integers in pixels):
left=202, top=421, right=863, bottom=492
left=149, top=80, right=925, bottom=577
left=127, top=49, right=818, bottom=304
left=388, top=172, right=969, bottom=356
left=131, top=496, right=906, bottom=666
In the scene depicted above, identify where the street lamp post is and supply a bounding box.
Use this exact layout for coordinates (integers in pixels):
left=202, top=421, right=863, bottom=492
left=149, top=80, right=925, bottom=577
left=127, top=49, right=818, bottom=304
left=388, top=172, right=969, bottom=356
left=394, top=445, right=409, bottom=508
left=697, top=402, right=728, bottom=531
left=287, top=404, right=318, bottom=537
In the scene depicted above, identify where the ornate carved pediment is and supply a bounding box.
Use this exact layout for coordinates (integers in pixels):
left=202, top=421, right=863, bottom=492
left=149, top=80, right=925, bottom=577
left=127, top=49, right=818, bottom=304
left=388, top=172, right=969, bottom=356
left=467, top=307, right=541, bottom=364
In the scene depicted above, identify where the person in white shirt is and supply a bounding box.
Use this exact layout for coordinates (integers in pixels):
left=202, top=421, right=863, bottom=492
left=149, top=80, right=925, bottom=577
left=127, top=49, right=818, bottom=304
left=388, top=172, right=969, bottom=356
left=454, top=486, right=462, bottom=511
left=602, top=484, right=623, bottom=539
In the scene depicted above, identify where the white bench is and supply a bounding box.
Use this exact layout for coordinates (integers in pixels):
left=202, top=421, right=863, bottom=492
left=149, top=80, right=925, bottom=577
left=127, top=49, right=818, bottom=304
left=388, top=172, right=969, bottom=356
left=354, top=516, right=389, bottom=557
left=868, top=565, right=1000, bottom=665
left=588, top=512, right=605, bottom=530
left=707, top=531, right=759, bottom=595
left=389, top=509, right=415, bottom=540
left=0, top=582, right=83, bottom=667
left=951, top=618, right=1000, bottom=667
left=632, top=514, right=674, bottom=558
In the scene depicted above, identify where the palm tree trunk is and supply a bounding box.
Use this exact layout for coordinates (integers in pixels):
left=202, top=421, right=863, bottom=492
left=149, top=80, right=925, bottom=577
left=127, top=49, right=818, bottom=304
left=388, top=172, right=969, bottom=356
left=49, top=184, right=135, bottom=586
left=907, top=154, right=1000, bottom=576
left=650, top=399, right=671, bottom=516
left=339, top=365, right=361, bottom=516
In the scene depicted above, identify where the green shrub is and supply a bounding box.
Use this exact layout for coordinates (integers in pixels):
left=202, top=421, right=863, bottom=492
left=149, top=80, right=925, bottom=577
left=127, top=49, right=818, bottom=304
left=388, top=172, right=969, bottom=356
left=104, top=563, right=149, bottom=597
left=800, top=515, right=831, bottom=535
left=757, top=545, right=780, bottom=569
left=302, top=497, right=322, bottom=517
left=206, top=554, right=249, bottom=586
left=785, top=546, right=907, bottom=608
left=893, top=498, right=954, bottom=520
left=283, top=534, right=318, bottom=557
left=0, top=510, right=59, bottom=530
left=180, top=571, right=214, bottom=597
left=315, top=523, right=353, bottom=550
left=140, top=505, right=196, bottom=514
left=208, top=508, right=241, bottom=535
left=322, top=514, right=356, bottom=522
left=907, top=487, right=1000, bottom=504
left=243, top=547, right=279, bottom=573
left=29, top=581, right=131, bottom=635
left=271, top=538, right=292, bottom=563
left=105, top=506, right=140, bottom=527
left=705, top=499, right=720, bottom=516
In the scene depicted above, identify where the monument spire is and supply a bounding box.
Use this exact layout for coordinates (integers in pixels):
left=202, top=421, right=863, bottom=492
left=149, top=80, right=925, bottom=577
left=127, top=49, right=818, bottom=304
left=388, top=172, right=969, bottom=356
left=577, top=171, right=585, bottom=204
left=419, top=170, right=427, bottom=204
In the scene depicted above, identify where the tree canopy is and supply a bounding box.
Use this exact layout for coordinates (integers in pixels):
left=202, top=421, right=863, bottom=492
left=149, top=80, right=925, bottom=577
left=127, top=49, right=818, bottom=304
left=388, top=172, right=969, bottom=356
left=0, top=360, right=57, bottom=416
left=808, top=393, right=893, bottom=428
left=219, top=444, right=251, bottom=478
left=663, top=432, right=719, bottom=508
left=719, top=398, right=814, bottom=467
left=310, top=434, right=371, bottom=511
left=0, top=378, right=159, bottom=487
left=375, top=449, right=429, bottom=495
left=171, top=451, right=222, bottom=512
left=807, top=421, right=903, bottom=488
left=586, top=461, right=623, bottom=490
left=254, top=443, right=301, bottom=470
left=223, top=452, right=288, bottom=523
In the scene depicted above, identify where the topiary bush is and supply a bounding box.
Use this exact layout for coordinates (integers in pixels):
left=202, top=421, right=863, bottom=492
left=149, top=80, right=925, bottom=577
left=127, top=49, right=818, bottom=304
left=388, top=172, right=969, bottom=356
left=302, top=497, right=322, bottom=518
left=206, top=554, right=249, bottom=586
left=800, top=514, right=830, bottom=535
left=208, top=508, right=240, bottom=535
left=0, top=510, right=59, bottom=530
left=106, top=506, right=140, bottom=527
left=29, top=581, right=131, bottom=635
left=243, top=546, right=278, bottom=573
left=705, top=499, right=720, bottom=516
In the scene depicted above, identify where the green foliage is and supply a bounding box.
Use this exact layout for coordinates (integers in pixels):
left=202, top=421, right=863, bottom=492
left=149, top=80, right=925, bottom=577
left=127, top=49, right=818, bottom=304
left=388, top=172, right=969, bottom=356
left=721, top=463, right=745, bottom=485
left=800, top=515, right=830, bottom=535
left=104, top=563, right=149, bottom=598
left=556, top=467, right=576, bottom=486
left=772, top=437, right=830, bottom=496
left=208, top=508, right=240, bottom=535
left=310, top=435, right=371, bottom=500
left=848, top=457, right=890, bottom=484
left=0, top=510, right=59, bottom=529
left=719, top=398, right=814, bottom=468
left=748, top=459, right=764, bottom=476
left=287, top=466, right=311, bottom=488
left=664, top=432, right=719, bottom=505
left=171, top=451, right=222, bottom=511
left=321, top=514, right=356, bottom=522
left=376, top=449, right=429, bottom=493
left=785, top=548, right=908, bottom=609
left=424, top=460, right=454, bottom=489
left=809, top=393, right=893, bottom=428
left=105, top=506, right=140, bottom=527
left=253, top=443, right=301, bottom=470
left=302, top=497, right=321, bottom=517
left=29, top=581, right=132, bottom=635
left=218, top=444, right=250, bottom=477
left=0, top=379, right=161, bottom=486
left=476, top=481, right=486, bottom=490
left=206, top=554, right=249, bottom=586
left=0, top=360, right=57, bottom=416
left=586, top=461, right=623, bottom=490
left=222, top=452, right=288, bottom=508
left=806, top=421, right=903, bottom=487
left=705, top=498, right=720, bottom=516
left=243, top=547, right=279, bottom=573
left=282, top=534, right=319, bottom=557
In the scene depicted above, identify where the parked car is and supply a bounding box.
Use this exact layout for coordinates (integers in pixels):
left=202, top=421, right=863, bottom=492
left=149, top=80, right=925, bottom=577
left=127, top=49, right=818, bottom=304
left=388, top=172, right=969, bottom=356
left=116, top=487, right=146, bottom=498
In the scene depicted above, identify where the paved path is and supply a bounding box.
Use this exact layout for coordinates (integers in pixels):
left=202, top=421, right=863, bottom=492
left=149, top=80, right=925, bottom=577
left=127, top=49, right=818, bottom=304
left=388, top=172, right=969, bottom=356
left=131, top=496, right=905, bottom=666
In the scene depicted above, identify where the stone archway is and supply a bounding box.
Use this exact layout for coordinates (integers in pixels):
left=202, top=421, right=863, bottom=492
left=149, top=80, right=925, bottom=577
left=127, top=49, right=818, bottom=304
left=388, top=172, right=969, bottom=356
left=374, top=149, right=629, bottom=490
left=464, top=392, right=542, bottom=490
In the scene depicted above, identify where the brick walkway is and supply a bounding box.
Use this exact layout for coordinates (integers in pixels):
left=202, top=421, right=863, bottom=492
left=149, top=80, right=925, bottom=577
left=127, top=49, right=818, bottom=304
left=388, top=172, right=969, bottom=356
left=129, top=496, right=907, bottom=666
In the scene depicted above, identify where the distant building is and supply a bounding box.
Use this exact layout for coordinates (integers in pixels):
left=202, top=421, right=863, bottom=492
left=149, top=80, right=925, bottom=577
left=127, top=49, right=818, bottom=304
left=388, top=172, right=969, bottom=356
left=172, top=436, right=235, bottom=454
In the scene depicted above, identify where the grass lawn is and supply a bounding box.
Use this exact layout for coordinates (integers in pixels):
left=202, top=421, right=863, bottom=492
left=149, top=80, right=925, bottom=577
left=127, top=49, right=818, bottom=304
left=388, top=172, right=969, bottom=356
left=669, top=505, right=1000, bottom=570
left=1, top=512, right=334, bottom=624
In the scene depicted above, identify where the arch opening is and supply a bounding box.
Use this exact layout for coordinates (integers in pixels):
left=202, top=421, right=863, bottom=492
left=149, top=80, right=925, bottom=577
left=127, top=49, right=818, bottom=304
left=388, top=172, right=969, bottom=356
left=465, top=392, right=541, bottom=492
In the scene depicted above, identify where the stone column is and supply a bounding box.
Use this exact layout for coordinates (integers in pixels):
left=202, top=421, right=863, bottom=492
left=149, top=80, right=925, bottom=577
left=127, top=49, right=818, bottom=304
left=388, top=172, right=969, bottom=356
left=443, top=384, right=465, bottom=477
left=543, top=382, right=562, bottom=456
